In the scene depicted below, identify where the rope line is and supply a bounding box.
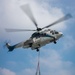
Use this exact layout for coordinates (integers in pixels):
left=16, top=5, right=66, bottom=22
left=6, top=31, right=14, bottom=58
left=35, top=51, right=41, bottom=75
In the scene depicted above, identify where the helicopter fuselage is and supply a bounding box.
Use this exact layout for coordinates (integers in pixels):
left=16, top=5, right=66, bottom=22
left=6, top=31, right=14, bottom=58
left=6, top=29, right=63, bottom=52
left=5, top=4, right=71, bottom=52
left=23, top=29, right=63, bottom=50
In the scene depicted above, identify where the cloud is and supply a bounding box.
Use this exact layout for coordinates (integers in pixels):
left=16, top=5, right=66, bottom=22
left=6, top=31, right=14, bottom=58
left=0, top=0, right=74, bottom=75
left=7, top=61, right=17, bottom=66
left=0, top=0, right=67, bottom=42
left=41, top=49, right=74, bottom=75
left=27, top=49, right=74, bottom=75
left=0, top=68, right=16, bottom=75
left=12, top=49, right=74, bottom=75
left=17, top=68, right=35, bottom=75
left=63, top=35, right=75, bottom=50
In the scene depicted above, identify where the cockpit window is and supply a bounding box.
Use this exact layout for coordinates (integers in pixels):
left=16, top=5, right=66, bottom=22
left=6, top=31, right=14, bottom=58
left=50, top=30, right=54, bottom=35
left=55, top=31, right=59, bottom=34
left=31, top=32, right=46, bottom=38
left=31, top=33, right=39, bottom=37
left=50, top=30, right=59, bottom=34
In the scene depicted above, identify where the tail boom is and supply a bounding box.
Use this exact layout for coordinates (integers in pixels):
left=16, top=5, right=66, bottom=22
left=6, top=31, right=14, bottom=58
left=6, top=42, right=24, bottom=52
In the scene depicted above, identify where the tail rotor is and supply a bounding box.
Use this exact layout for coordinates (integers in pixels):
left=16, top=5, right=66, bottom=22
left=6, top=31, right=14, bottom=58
left=3, top=40, right=11, bottom=49
left=3, top=40, right=14, bottom=52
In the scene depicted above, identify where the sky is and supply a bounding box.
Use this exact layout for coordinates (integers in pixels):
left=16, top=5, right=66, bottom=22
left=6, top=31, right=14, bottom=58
left=0, top=0, right=75, bottom=75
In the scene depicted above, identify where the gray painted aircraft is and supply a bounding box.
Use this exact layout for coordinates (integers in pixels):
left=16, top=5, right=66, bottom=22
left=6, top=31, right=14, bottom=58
left=5, top=4, right=72, bottom=52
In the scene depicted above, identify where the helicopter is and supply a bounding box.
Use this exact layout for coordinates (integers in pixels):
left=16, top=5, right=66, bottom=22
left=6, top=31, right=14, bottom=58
left=5, top=4, right=72, bottom=52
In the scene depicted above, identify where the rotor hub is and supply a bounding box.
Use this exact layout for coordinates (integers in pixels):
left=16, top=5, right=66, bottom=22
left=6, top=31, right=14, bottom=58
left=37, top=28, right=42, bottom=31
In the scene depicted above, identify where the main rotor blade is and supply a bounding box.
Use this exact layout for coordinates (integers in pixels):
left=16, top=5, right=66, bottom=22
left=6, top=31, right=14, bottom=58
left=41, top=14, right=72, bottom=30
left=5, top=29, right=36, bottom=32
left=21, top=4, right=38, bottom=29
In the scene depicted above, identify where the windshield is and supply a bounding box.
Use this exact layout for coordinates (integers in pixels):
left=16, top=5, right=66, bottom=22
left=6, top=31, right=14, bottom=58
left=31, top=32, right=39, bottom=38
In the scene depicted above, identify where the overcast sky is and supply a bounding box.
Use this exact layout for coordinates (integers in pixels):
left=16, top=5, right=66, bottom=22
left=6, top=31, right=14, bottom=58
left=0, top=0, right=75, bottom=75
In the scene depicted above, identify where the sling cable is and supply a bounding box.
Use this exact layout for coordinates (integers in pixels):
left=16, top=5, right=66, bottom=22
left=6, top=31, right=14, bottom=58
left=35, top=51, right=41, bottom=75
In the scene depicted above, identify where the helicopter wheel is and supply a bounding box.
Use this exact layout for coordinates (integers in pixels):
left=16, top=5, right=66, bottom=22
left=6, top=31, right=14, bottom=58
left=36, top=48, right=39, bottom=52
left=29, top=43, right=33, bottom=47
left=54, top=41, right=57, bottom=44
left=53, top=37, right=57, bottom=44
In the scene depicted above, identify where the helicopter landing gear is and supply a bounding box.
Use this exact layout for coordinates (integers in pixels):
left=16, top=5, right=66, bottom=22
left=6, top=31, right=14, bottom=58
left=29, top=43, right=33, bottom=47
left=36, top=44, right=40, bottom=52
left=54, top=41, right=57, bottom=44
left=36, top=48, right=39, bottom=52
left=53, top=38, right=57, bottom=44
